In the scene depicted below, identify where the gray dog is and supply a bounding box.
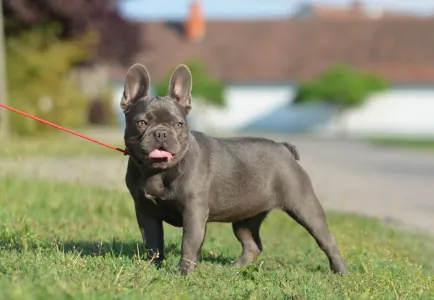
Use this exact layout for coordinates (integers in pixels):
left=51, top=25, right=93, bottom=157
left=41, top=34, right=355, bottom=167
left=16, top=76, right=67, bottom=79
left=121, top=63, right=348, bottom=275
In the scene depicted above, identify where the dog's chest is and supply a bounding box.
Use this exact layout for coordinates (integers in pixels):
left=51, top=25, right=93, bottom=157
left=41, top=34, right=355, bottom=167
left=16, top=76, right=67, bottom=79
left=138, top=174, right=183, bottom=226
left=142, top=175, right=167, bottom=200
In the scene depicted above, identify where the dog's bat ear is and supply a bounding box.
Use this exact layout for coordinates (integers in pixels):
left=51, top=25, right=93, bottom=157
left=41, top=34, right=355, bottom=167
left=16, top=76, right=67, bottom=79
left=120, top=63, right=151, bottom=112
left=168, top=64, right=192, bottom=113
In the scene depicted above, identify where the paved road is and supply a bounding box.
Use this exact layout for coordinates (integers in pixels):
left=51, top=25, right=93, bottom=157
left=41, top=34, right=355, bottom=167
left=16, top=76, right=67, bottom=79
left=1, top=133, right=433, bottom=234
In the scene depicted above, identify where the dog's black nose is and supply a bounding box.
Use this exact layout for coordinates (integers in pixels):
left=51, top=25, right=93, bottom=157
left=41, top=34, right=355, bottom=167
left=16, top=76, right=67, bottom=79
left=154, top=129, right=168, bottom=142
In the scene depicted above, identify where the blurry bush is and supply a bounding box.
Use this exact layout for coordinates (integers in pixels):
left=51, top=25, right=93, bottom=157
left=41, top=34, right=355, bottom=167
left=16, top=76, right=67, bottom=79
left=6, top=24, right=96, bottom=135
left=294, top=64, right=389, bottom=109
left=155, top=59, right=225, bottom=107
left=3, top=0, right=141, bottom=135
left=3, top=0, right=141, bottom=66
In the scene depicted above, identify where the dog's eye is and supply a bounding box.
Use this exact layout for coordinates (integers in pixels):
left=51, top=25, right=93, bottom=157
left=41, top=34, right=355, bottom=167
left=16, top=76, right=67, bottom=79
left=175, top=122, right=184, bottom=128
left=137, top=120, right=148, bottom=126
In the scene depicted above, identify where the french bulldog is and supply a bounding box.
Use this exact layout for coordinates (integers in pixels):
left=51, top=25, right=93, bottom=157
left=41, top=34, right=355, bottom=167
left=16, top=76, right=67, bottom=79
left=121, top=63, right=348, bottom=275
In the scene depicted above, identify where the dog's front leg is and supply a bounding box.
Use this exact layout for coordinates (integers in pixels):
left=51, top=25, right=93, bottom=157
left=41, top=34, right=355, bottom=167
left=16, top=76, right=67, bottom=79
left=178, top=205, right=208, bottom=275
left=135, top=204, right=165, bottom=263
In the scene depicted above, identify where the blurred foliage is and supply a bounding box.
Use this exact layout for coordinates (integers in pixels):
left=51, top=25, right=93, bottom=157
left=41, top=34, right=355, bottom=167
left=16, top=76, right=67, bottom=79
left=155, top=59, right=225, bottom=107
left=6, top=23, right=96, bottom=135
left=294, top=64, right=389, bottom=109
left=3, top=0, right=141, bottom=65
left=3, top=0, right=140, bottom=135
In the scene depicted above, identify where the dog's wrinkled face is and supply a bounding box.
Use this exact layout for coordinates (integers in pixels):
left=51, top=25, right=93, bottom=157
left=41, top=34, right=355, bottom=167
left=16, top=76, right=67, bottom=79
left=121, top=64, right=192, bottom=169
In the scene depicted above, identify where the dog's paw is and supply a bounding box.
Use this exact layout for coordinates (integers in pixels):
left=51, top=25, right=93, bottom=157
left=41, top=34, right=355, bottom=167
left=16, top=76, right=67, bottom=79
left=177, top=258, right=197, bottom=275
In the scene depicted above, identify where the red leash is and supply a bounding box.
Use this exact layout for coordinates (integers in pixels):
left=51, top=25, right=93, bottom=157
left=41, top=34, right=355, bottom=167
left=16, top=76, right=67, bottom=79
left=0, top=104, right=128, bottom=155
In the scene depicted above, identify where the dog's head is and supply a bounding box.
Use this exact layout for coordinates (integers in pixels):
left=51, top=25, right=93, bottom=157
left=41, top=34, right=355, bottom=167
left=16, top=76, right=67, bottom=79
left=121, top=64, right=192, bottom=169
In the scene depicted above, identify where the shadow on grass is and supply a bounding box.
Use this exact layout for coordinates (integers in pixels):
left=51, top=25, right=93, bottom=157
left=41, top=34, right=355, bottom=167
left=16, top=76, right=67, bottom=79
left=0, top=234, right=340, bottom=274
left=60, top=240, right=236, bottom=266
left=0, top=236, right=236, bottom=266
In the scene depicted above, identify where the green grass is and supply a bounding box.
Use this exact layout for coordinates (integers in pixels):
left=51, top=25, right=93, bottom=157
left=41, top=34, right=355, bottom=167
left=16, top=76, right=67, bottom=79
left=0, top=135, right=124, bottom=157
left=369, top=136, right=434, bottom=151
left=1, top=177, right=433, bottom=299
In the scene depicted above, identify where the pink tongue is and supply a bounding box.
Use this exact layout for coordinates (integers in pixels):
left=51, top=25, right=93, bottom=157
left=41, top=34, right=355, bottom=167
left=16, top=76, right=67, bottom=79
left=148, top=149, right=173, bottom=160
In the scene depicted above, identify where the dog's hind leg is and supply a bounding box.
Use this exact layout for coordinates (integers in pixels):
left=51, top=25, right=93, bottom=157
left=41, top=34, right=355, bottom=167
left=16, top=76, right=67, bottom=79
left=283, top=186, right=347, bottom=274
left=232, top=212, right=269, bottom=266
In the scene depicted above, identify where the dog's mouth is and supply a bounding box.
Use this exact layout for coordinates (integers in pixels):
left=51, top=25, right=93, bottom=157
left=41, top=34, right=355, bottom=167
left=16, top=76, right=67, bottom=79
left=147, top=148, right=173, bottom=162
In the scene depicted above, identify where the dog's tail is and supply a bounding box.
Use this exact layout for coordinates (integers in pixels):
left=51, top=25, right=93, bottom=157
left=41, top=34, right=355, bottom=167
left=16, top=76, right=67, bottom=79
left=282, top=142, right=300, bottom=161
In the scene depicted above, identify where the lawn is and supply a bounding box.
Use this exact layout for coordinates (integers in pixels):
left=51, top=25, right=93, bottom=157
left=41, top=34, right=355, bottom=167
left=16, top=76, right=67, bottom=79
left=0, top=134, right=124, bottom=157
left=369, top=136, right=434, bottom=152
left=0, top=177, right=433, bottom=299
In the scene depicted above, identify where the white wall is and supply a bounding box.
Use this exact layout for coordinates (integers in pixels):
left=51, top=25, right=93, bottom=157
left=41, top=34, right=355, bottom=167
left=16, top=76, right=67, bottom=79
left=112, top=81, right=434, bottom=137
left=323, top=88, right=434, bottom=137
left=113, top=83, right=126, bottom=128
left=112, top=83, right=294, bottom=133
left=195, top=85, right=294, bottom=132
